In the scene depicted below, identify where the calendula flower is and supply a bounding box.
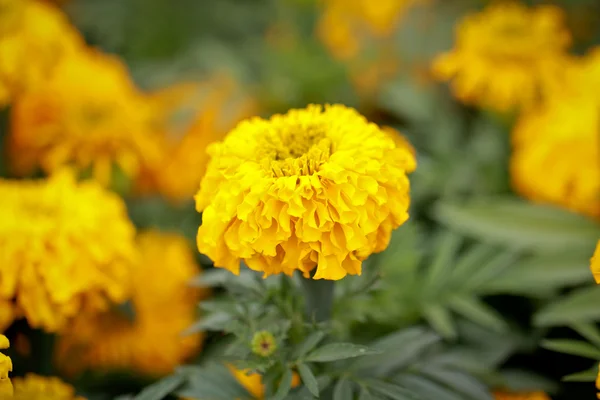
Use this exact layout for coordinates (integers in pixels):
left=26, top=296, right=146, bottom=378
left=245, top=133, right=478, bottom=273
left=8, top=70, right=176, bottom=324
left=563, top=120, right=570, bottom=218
left=0, top=170, right=135, bottom=333
left=137, top=77, right=257, bottom=203
left=56, top=231, right=204, bottom=377
left=0, top=0, right=82, bottom=106
left=432, top=2, right=571, bottom=111
left=494, top=392, right=551, bottom=400
left=592, top=241, right=600, bottom=284
left=510, top=94, right=600, bottom=219
left=12, top=374, right=85, bottom=400
left=228, top=366, right=301, bottom=400
left=317, top=0, right=422, bottom=60
left=8, top=48, right=164, bottom=187
left=0, top=335, right=12, bottom=398
left=195, top=104, right=415, bottom=280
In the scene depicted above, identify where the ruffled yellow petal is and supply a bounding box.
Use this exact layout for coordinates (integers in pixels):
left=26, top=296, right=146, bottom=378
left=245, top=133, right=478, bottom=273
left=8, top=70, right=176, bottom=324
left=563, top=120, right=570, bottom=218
left=12, top=374, right=85, bottom=400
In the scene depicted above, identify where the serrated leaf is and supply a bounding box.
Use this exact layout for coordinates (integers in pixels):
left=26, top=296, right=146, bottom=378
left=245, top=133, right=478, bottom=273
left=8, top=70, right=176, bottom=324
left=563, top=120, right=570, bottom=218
left=534, top=286, right=600, bottom=327
left=333, top=378, right=353, bottom=400
left=541, top=339, right=600, bottom=359
left=297, top=364, right=319, bottom=398
left=134, top=374, right=184, bottom=400
left=423, top=304, right=456, bottom=339
left=272, top=369, right=293, bottom=400
left=563, top=365, right=599, bottom=382
left=305, top=343, right=380, bottom=362
left=434, top=199, right=600, bottom=252
left=447, top=296, right=507, bottom=333
left=293, top=332, right=326, bottom=360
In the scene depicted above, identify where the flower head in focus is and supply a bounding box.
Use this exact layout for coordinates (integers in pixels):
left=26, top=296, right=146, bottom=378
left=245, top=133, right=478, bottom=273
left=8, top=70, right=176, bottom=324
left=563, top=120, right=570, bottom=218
left=195, top=104, right=416, bottom=280
left=12, top=374, right=85, bottom=400
left=592, top=241, right=600, bottom=284
left=8, top=48, right=164, bottom=187
left=432, top=2, right=571, bottom=111
left=0, top=170, right=136, bottom=332
left=0, top=335, right=12, bottom=398
left=228, top=366, right=300, bottom=400
left=0, top=0, right=82, bottom=106
left=55, top=231, right=204, bottom=377
left=494, top=392, right=551, bottom=400
left=137, top=76, right=258, bottom=203
left=510, top=93, right=600, bottom=219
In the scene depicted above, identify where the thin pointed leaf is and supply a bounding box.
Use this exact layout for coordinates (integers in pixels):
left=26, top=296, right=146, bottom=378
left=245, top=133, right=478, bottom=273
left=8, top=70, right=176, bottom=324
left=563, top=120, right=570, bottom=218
left=305, top=343, right=381, bottom=362
left=534, top=286, right=600, bottom=327
left=423, top=304, right=456, bottom=339
left=541, top=339, right=600, bottom=359
left=297, top=364, right=319, bottom=398
left=333, top=378, right=354, bottom=400
left=272, top=369, right=293, bottom=400
left=563, top=365, right=598, bottom=382
left=571, top=322, right=600, bottom=348
left=134, top=374, right=184, bottom=400
left=447, top=296, right=507, bottom=333
left=293, top=332, right=326, bottom=360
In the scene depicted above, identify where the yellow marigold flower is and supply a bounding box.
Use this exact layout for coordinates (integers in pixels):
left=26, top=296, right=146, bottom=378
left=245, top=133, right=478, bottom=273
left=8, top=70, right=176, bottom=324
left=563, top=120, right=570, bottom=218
left=0, top=0, right=82, bottom=106
left=0, top=335, right=12, bottom=398
left=494, top=392, right=551, bottom=400
left=12, top=374, right=85, bottom=400
left=510, top=95, right=600, bottom=219
left=432, top=2, right=571, bottom=112
left=55, top=231, right=204, bottom=377
left=137, top=77, right=258, bottom=203
left=317, top=0, right=422, bottom=60
left=228, top=366, right=301, bottom=400
left=592, top=241, right=600, bottom=284
left=0, top=171, right=136, bottom=333
left=8, top=48, right=164, bottom=187
left=195, top=104, right=416, bottom=280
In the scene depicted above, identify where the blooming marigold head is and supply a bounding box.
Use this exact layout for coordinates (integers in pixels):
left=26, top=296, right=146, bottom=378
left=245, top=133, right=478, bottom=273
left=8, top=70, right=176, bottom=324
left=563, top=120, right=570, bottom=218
left=494, top=391, right=551, bottom=400
left=0, top=0, right=82, bottom=106
left=12, top=374, right=85, bottom=400
left=510, top=94, right=600, bottom=219
left=195, top=104, right=416, bottom=280
left=8, top=48, right=164, bottom=187
left=0, top=170, right=136, bottom=333
left=55, top=231, right=205, bottom=377
left=432, top=2, right=571, bottom=111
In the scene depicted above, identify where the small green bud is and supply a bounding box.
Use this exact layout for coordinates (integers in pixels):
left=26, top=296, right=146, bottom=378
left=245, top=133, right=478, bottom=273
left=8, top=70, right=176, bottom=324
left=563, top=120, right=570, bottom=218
left=251, top=330, right=277, bottom=357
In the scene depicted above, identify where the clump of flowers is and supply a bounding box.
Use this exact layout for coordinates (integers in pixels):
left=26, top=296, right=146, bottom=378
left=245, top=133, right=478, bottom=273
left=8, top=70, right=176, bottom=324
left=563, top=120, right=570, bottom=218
left=0, top=0, right=82, bottom=106
left=12, top=374, right=85, bottom=400
left=432, top=2, right=571, bottom=112
left=195, top=104, right=416, bottom=280
left=55, top=231, right=204, bottom=377
left=0, top=170, right=136, bottom=332
left=0, top=335, right=12, bottom=397
left=8, top=48, right=164, bottom=186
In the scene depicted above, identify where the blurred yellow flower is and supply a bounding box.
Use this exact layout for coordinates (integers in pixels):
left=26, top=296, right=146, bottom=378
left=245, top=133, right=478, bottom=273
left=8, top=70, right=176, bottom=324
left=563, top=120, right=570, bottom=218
left=0, top=0, right=82, bottom=106
left=494, top=392, right=551, bottom=400
left=0, top=170, right=136, bottom=333
left=137, top=77, right=258, bottom=203
left=228, top=366, right=300, bottom=400
left=56, top=231, right=204, bottom=377
left=510, top=94, right=600, bottom=219
left=0, top=335, right=12, bottom=398
left=592, top=241, right=600, bottom=284
left=12, top=374, right=85, bottom=400
left=8, top=49, right=164, bottom=187
left=432, top=2, right=571, bottom=111
left=195, top=104, right=416, bottom=280
left=317, top=0, right=421, bottom=60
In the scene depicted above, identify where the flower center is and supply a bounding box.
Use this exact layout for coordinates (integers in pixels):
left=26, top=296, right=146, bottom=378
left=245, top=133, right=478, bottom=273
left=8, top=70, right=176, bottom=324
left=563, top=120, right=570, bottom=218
left=260, top=124, right=333, bottom=177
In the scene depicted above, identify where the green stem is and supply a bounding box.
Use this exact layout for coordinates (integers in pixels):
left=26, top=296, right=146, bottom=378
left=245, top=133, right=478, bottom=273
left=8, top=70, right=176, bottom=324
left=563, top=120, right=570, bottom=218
left=300, top=277, right=335, bottom=323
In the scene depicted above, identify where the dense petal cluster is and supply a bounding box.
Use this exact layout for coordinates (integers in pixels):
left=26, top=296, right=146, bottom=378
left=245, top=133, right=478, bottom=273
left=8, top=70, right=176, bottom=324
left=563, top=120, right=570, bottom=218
left=137, top=77, right=257, bottom=203
left=56, top=231, right=204, bottom=377
left=432, top=2, right=571, bottom=111
left=195, top=104, right=416, bottom=280
left=0, top=336, right=12, bottom=398
left=494, top=392, right=550, bottom=400
left=510, top=94, right=600, bottom=219
left=0, top=0, right=82, bottom=106
left=0, top=171, right=136, bottom=332
left=8, top=49, right=164, bottom=186
left=12, top=374, right=85, bottom=400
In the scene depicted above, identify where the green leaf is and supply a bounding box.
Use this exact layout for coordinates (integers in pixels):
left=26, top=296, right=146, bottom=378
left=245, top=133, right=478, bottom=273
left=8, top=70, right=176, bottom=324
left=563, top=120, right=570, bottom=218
left=541, top=339, right=600, bottom=360
left=333, top=378, right=354, bottom=400
left=424, top=232, right=463, bottom=293
left=563, top=365, right=599, bottom=382
left=447, top=296, right=507, bottom=333
left=272, top=369, right=294, bottom=400
left=134, top=374, right=184, bottom=400
left=182, top=312, right=232, bottom=335
left=423, top=304, right=456, bottom=339
left=177, top=364, right=252, bottom=400
left=297, top=364, right=319, bottom=398
left=571, top=322, right=600, bottom=348
left=434, top=199, right=600, bottom=252
left=394, top=375, right=463, bottom=400
left=534, top=286, right=600, bottom=327
left=189, top=269, right=234, bottom=287
left=367, top=380, right=420, bottom=399
left=420, top=367, right=492, bottom=400
left=293, top=331, right=326, bottom=360
left=305, top=343, right=381, bottom=363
